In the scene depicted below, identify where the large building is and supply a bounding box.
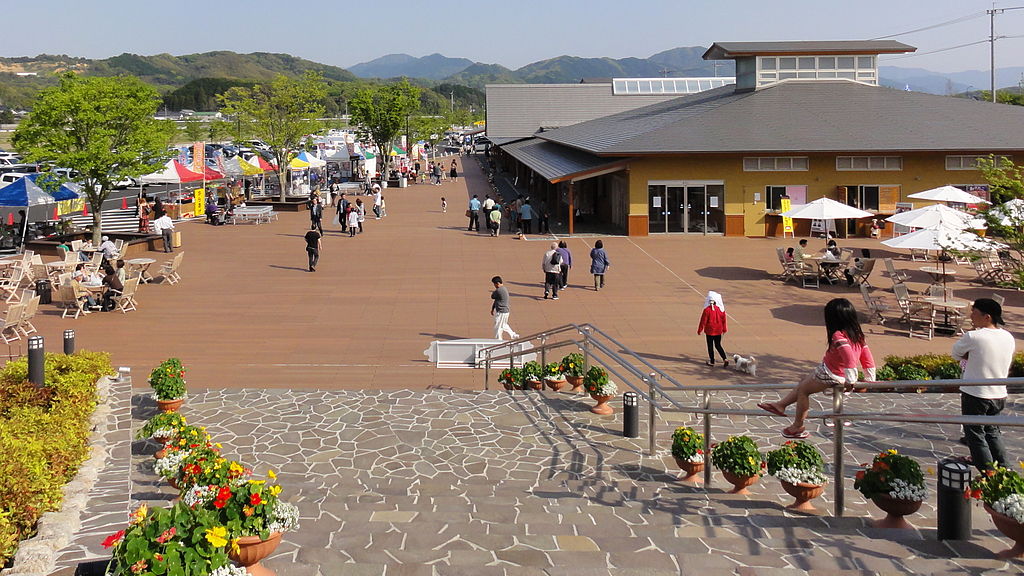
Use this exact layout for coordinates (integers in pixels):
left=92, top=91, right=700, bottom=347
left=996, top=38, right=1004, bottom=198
left=486, top=41, right=1024, bottom=237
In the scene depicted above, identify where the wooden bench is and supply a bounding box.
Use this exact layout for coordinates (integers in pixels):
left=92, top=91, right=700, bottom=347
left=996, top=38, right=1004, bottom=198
left=229, top=206, right=275, bottom=225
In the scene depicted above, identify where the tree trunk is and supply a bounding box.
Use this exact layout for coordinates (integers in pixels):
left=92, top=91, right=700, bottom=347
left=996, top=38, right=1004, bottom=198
left=277, top=170, right=288, bottom=202
left=91, top=204, right=103, bottom=244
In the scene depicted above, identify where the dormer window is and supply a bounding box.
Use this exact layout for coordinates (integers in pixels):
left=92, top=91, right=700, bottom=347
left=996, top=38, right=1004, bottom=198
left=756, top=54, right=876, bottom=86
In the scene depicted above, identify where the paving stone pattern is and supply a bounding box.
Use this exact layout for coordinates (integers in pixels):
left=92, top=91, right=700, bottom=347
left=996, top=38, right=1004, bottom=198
left=48, top=386, right=1023, bottom=575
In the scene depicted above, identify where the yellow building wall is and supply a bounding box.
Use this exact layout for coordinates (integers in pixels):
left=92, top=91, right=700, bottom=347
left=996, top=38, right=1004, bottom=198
left=625, top=152, right=1003, bottom=236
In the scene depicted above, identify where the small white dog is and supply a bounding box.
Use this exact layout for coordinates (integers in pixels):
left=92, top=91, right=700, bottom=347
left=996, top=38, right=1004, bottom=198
left=731, top=354, right=757, bottom=376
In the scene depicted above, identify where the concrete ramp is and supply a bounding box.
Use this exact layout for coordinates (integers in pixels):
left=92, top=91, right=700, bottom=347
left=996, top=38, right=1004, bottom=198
left=423, top=338, right=535, bottom=368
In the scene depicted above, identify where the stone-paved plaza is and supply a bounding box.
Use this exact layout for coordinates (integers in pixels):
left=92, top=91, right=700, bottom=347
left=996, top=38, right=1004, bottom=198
left=37, top=377, right=1024, bottom=576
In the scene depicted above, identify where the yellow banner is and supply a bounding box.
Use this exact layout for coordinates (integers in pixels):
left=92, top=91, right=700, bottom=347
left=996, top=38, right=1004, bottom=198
left=781, top=197, right=793, bottom=235
left=194, top=188, right=205, bottom=217
left=193, top=142, right=205, bottom=175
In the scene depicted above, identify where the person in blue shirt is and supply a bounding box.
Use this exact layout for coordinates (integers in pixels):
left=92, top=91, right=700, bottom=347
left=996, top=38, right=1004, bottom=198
left=468, top=195, right=481, bottom=231
left=519, top=200, right=533, bottom=235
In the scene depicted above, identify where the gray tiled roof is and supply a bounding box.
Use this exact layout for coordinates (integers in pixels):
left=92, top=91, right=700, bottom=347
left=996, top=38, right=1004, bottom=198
left=704, top=41, right=915, bottom=59
left=499, top=138, right=628, bottom=183
left=538, top=81, right=1024, bottom=155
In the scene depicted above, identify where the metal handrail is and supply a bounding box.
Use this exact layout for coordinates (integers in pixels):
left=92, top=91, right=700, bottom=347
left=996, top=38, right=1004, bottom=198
left=478, top=324, right=1024, bottom=517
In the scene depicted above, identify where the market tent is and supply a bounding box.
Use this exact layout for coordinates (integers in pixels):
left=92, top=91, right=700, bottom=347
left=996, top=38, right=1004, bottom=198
left=0, top=177, right=56, bottom=207
left=26, top=173, right=80, bottom=201
left=907, top=185, right=988, bottom=205
left=139, top=160, right=205, bottom=184
left=246, top=155, right=277, bottom=172
left=295, top=151, right=326, bottom=167
left=780, top=197, right=873, bottom=238
left=201, top=166, right=225, bottom=180
left=219, top=156, right=262, bottom=177
left=389, top=145, right=406, bottom=156
left=288, top=157, right=310, bottom=169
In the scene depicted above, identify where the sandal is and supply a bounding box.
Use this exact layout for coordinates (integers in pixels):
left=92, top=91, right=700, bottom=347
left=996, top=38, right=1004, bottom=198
left=757, top=402, right=786, bottom=417
left=782, top=426, right=809, bottom=439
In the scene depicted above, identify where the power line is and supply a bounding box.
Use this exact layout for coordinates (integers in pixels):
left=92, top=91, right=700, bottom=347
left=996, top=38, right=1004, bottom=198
left=879, top=39, right=990, bottom=61
left=870, top=11, right=986, bottom=40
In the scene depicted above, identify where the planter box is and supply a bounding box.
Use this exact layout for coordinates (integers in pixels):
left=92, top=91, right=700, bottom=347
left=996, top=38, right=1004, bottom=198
left=27, top=233, right=160, bottom=258
left=246, top=198, right=308, bottom=212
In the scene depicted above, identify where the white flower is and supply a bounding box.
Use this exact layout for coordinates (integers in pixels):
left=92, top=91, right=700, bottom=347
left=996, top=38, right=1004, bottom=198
left=153, top=449, right=191, bottom=478
left=887, top=478, right=927, bottom=501
left=685, top=452, right=704, bottom=464
left=182, top=484, right=216, bottom=507
left=151, top=426, right=176, bottom=440
left=773, top=467, right=829, bottom=485
left=592, top=380, right=617, bottom=396
left=993, top=493, right=1024, bottom=524
left=209, top=565, right=248, bottom=576
left=266, top=501, right=300, bottom=534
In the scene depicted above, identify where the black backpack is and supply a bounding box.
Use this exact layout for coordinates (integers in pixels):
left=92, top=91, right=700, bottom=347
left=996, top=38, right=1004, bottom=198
left=550, top=251, right=562, bottom=266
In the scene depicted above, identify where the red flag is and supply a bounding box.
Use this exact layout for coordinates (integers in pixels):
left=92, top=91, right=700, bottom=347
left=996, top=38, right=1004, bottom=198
left=5, top=213, right=12, bottom=226
left=82, top=203, right=88, bottom=217
left=121, top=197, right=128, bottom=210
left=53, top=206, right=59, bottom=220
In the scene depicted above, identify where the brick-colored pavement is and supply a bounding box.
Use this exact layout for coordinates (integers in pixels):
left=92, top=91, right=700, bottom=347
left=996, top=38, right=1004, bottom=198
left=23, top=154, right=1021, bottom=393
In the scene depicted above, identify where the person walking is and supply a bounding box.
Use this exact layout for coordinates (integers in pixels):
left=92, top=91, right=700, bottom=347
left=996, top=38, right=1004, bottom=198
left=433, top=162, right=443, bottom=186
left=152, top=211, right=175, bottom=253
left=467, top=195, right=481, bottom=231
left=556, top=241, right=572, bottom=289
left=490, top=276, right=519, bottom=340
left=488, top=204, right=502, bottom=236
left=137, top=196, right=152, bottom=233
left=441, top=197, right=447, bottom=213
left=589, top=240, right=610, bottom=290
left=542, top=241, right=562, bottom=300
left=450, top=159, right=459, bottom=183
left=952, top=298, right=1015, bottom=471
left=696, top=291, right=728, bottom=367
left=355, top=199, right=365, bottom=233
left=520, top=200, right=534, bottom=235
left=757, top=298, right=876, bottom=439
left=373, top=186, right=383, bottom=219
left=346, top=204, right=359, bottom=237
left=304, top=227, right=322, bottom=271
left=309, top=195, right=324, bottom=234
left=337, top=192, right=350, bottom=233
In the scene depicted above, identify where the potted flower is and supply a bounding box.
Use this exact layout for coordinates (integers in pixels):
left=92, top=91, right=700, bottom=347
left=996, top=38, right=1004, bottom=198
left=582, top=366, right=618, bottom=415
left=153, top=445, right=194, bottom=488
left=497, top=367, right=523, bottom=391
left=104, top=502, right=246, bottom=576
left=710, top=435, right=766, bottom=494
left=561, top=352, right=585, bottom=391
left=670, top=426, right=705, bottom=483
left=185, top=472, right=300, bottom=574
left=543, top=361, right=567, bottom=392
left=136, top=412, right=188, bottom=458
left=149, top=357, right=187, bottom=412
left=521, top=361, right=543, bottom=390
left=853, top=449, right=926, bottom=529
left=766, top=440, right=829, bottom=512
left=966, top=465, right=1024, bottom=558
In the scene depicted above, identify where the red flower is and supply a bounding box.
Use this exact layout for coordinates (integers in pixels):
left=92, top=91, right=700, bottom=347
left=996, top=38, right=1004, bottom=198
left=131, top=559, right=147, bottom=573
left=217, top=486, right=232, bottom=501
left=101, top=529, right=125, bottom=548
left=155, top=527, right=176, bottom=543
left=250, top=493, right=262, bottom=506
left=214, top=498, right=227, bottom=509
left=855, top=470, right=865, bottom=481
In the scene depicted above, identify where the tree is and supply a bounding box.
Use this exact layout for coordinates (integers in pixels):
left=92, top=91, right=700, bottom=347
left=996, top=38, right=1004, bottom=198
left=348, top=80, right=421, bottom=175
left=977, top=155, right=1024, bottom=288
left=181, top=117, right=205, bottom=143
left=13, top=73, right=175, bottom=242
left=218, top=72, right=326, bottom=201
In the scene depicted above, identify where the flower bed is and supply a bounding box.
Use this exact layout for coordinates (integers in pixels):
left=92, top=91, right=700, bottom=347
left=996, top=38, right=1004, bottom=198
left=0, top=351, right=114, bottom=567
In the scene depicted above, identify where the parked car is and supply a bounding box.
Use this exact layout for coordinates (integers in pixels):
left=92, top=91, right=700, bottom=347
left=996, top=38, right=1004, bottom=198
left=0, top=172, right=32, bottom=185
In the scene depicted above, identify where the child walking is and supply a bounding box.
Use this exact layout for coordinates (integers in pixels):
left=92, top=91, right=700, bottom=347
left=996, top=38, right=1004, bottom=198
left=758, top=298, right=875, bottom=438
left=441, top=197, right=447, bottom=213
left=697, top=291, right=728, bottom=367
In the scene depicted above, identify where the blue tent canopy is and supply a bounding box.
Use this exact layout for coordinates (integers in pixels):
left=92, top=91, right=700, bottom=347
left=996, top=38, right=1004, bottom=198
left=0, top=176, right=55, bottom=207
left=26, top=173, right=81, bottom=201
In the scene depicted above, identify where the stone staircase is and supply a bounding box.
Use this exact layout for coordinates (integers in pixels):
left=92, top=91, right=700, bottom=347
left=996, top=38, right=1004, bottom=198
left=45, top=388, right=1023, bottom=575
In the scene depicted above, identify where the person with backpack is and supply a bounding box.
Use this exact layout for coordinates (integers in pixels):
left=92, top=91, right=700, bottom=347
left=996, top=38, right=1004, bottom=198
left=542, top=241, right=562, bottom=300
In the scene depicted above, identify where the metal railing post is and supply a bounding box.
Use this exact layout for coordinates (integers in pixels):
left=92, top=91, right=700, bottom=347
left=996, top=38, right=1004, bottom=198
left=581, top=327, right=591, bottom=373
left=484, top=350, right=491, bottom=391
left=702, top=389, right=712, bottom=486
left=648, top=372, right=657, bottom=456
left=540, top=334, right=548, bottom=368
left=833, top=384, right=845, bottom=517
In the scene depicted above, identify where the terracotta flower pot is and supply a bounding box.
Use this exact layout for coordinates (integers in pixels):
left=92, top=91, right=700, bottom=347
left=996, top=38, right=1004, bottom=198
left=545, top=378, right=567, bottom=392
left=781, top=481, right=825, bottom=513
left=525, top=379, right=543, bottom=391
left=167, top=476, right=180, bottom=491
left=984, top=504, right=1024, bottom=559
left=672, top=456, right=704, bottom=484
left=500, top=381, right=515, bottom=391
left=156, top=397, right=184, bottom=413
left=229, top=531, right=283, bottom=576
left=721, top=470, right=759, bottom=495
left=590, top=394, right=614, bottom=415
left=566, top=375, right=584, bottom=391
left=870, top=494, right=922, bottom=529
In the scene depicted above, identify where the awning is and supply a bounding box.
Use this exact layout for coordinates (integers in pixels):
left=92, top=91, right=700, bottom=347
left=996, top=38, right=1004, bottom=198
left=499, top=138, right=629, bottom=183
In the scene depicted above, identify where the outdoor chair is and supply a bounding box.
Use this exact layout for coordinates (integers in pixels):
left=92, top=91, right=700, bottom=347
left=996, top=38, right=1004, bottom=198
left=0, top=266, right=25, bottom=303
left=883, top=258, right=910, bottom=284
left=84, top=252, right=103, bottom=275
left=839, top=248, right=854, bottom=267
left=113, top=239, right=126, bottom=255
left=18, top=295, right=39, bottom=337
left=55, top=284, right=83, bottom=319
left=801, top=263, right=819, bottom=288
left=849, top=258, right=875, bottom=287
left=910, top=248, right=930, bottom=262
left=776, top=248, right=801, bottom=282
left=907, top=301, right=935, bottom=340
left=160, top=252, right=184, bottom=285
left=115, top=277, right=139, bottom=314
left=992, top=293, right=1006, bottom=307
left=859, top=284, right=891, bottom=325
left=1, top=303, right=25, bottom=344
left=70, top=240, right=83, bottom=252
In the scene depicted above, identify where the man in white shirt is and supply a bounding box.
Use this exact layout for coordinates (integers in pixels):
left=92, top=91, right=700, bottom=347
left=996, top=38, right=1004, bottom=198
left=152, top=212, right=175, bottom=253
left=951, top=298, right=1015, bottom=471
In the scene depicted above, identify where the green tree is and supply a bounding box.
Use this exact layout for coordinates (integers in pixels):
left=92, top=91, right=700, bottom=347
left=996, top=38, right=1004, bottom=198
left=977, top=155, right=1024, bottom=287
left=218, top=72, right=327, bottom=200
left=13, top=73, right=174, bottom=242
left=348, top=80, right=421, bottom=174
left=180, top=117, right=205, bottom=143
left=208, top=119, right=232, bottom=143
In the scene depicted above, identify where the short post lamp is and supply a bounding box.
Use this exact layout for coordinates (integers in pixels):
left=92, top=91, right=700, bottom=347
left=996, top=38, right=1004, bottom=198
left=63, top=329, right=75, bottom=355
left=937, top=458, right=972, bottom=540
left=622, top=391, right=639, bottom=438
left=28, top=335, right=44, bottom=389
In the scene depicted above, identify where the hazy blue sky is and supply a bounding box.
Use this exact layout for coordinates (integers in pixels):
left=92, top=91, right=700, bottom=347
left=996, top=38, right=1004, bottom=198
left=3, top=0, right=1023, bottom=73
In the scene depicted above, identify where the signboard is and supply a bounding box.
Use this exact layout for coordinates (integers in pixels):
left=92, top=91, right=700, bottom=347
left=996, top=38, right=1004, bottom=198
left=780, top=197, right=793, bottom=237
left=652, top=196, right=662, bottom=208
left=810, top=219, right=836, bottom=237
left=893, top=202, right=914, bottom=236
left=192, top=142, right=205, bottom=175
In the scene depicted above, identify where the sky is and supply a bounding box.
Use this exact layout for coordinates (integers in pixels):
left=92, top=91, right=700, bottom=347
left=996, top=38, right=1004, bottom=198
left=2, top=0, right=1023, bottom=74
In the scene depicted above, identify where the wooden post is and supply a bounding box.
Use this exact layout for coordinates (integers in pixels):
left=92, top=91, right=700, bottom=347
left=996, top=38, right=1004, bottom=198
left=568, top=181, right=575, bottom=235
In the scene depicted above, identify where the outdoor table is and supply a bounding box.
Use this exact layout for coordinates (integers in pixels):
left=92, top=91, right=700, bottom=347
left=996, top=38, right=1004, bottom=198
left=806, top=256, right=842, bottom=285
left=920, top=296, right=970, bottom=334
left=126, top=257, right=157, bottom=283
left=919, top=266, right=956, bottom=284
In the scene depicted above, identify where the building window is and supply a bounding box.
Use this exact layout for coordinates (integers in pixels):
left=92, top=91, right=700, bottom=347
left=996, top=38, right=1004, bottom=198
left=743, top=157, right=809, bottom=171
left=845, top=185, right=880, bottom=211
left=766, top=186, right=788, bottom=210
left=945, top=155, right=1012, bottom=170
left=836, top=156, right=902, bottom=171
left=756, top=54, right=878, bottom=87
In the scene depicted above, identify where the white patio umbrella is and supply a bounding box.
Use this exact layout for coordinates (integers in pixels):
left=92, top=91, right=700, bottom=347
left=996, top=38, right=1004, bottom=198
left=907, top=185, right=988, bottom=205
left=992, top=198, right=1024, bottom=226
left=882, top=222, right=1003, bottom=299
left=885, top=203, right=976, bottom=230
left=780, top=197, right=873, bottom=239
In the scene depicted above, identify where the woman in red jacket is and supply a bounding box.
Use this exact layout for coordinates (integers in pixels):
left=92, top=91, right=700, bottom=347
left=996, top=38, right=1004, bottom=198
left=697, top=291, right=728, bottom=367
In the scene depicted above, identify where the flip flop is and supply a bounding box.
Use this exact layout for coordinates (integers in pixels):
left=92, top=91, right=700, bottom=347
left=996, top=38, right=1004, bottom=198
left=757, top=402, right=786, bottom=417
left=782, top=426, right=809, bottom=439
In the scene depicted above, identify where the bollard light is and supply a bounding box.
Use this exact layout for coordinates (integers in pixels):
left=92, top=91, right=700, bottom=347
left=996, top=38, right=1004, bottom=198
left=63, top=329, right=75, bottom=355
left=937, top=458, right=972, bottom=540
left=28, top=335, right=44, bottom=388
left=622, top=391, right=639, bottom=438
left=118, top=366, right=131, bottom=383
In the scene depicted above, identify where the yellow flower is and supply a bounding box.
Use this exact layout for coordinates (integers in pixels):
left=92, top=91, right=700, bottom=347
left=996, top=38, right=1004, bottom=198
left=229, top=462, right=244, bottom=475
left=268, top=470, right=277, bottom=479
left=269, top=485, right=282, bottom=496
left=250, top=479, right=266, bottom=485
left=230, top=538, right=240, bottom=555
left=205, top=526, right=228, bottom=548
left=215, top=443, right=222, bottom=449
left=129, top=504, right=148, bottom=524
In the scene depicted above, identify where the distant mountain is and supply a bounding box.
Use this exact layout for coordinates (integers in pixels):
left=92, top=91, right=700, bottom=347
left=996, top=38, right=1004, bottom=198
left=443, top=63, right=521, bottom=90
left=349, top=53, right=475, bottom=80
left=880, top=65, right=1024, bottom=95
left=648, top=46, right=730, bottom=76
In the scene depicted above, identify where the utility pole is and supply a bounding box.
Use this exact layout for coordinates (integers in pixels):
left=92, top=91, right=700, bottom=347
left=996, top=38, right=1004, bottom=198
left=988, top=5, right=1024, bottom=103
left=450, top=91, right=455, bottom=114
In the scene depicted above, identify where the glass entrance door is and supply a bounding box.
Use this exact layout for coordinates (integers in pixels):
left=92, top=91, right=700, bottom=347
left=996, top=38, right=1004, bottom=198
left=649, top=182, right=725, bottom=234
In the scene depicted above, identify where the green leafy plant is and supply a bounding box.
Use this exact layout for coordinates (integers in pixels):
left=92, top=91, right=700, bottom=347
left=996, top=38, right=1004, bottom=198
left=766, top=440, right=828, bottom=485
left=560, top=352, right=585, bottom=378
left=710, top=435, right=766, bottom=477
left=521, top=361, right=542, bottom=383
left=670, top=427, right=705, bottom=463
left=149, top=358, right=187, bottom=400
left=854, top=449, right=926, bottom=501
left=966, top=464, right=1024, bottom=523
left=582, top=366, right=617, bottom=396
left=136, top=412, right=188, bottom=441
left=184, top=472, right=299, bottom=541
left=543, top=361, right=565, bottom=380
left=497, top=367, right=522, bottom=390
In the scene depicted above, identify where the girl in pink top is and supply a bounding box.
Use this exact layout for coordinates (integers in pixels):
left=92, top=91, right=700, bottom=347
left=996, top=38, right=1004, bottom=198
left=758, top=298, right=876, bottom=438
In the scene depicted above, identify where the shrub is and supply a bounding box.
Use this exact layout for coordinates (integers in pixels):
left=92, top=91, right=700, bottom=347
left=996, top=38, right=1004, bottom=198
left=497, top=367, right=522, bottom=389
left=710, top=435, right=765, bottom=477
left=853, top=449, right=926, bottom=501
left=582, top=366, right=617, bottom=396
left=766, top=440, right=828, bottom=485
left=0, top=351, right=114, bottom=567
left=543, top=361, right=565, bottom=380
left=148, top=357, right=187, bottom=400
left=521, top=361, right=542, bottom=382
left=670, top=426, right=704, bottom=463
left=560, top=352, right=585, bottom=378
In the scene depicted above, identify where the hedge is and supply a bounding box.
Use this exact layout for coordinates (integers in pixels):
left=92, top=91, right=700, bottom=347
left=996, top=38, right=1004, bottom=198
left=0, top=351, right=114, bottom=567
left=875, top=352, right=1024, bottom=391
